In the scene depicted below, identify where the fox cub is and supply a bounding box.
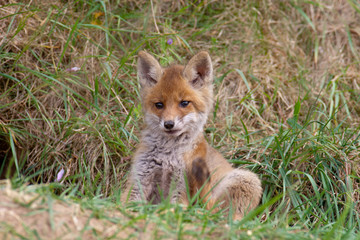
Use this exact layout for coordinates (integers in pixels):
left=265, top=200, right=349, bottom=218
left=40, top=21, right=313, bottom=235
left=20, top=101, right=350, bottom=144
left=123, top=51, right=262, bottom=220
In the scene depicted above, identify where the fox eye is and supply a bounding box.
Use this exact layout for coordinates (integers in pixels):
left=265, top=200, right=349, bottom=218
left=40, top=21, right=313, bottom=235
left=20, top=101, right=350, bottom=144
left=180, top=101, right=190, bottom=108
left=155, top=102, right=164, bottom=109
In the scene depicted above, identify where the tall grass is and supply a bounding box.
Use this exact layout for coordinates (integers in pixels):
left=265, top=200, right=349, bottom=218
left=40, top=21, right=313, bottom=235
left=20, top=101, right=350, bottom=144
left=0, top=0, right=359, bottom=238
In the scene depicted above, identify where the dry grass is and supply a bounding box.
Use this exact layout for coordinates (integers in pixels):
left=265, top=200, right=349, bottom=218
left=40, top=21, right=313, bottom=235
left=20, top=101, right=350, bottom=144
left=0, top=0, right=359, bottom=237
left=0, top=181, right=135, bottom=239
left=1, top=0, right=138, bottom=194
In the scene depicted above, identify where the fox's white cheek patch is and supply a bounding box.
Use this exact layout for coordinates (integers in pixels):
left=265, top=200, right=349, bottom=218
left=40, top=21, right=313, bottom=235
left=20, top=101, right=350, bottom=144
left=176, top=112, right=198, bottom=130
left=182, top=112, right=198, bottom=124
left=145, top=113, right=162, bottom=129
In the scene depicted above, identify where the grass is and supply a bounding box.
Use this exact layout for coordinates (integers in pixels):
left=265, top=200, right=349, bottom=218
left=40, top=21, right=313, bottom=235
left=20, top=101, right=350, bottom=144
left=0, top=0, right=360, bottom=239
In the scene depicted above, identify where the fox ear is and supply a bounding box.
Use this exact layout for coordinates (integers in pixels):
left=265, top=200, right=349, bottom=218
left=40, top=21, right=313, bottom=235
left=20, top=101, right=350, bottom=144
left=183, top=51, right=213, bottom=89
left=137, top=51, right=163, bottom=88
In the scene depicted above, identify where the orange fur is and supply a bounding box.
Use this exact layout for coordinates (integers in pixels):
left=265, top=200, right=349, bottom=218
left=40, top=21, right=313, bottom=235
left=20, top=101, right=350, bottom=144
left=124, top=51, right=262, bottom=220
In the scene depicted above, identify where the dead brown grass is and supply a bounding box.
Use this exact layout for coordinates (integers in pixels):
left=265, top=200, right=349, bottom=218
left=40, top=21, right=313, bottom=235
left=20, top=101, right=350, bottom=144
left=0, top=0, right=359, bottom=212
left=0, top=0, right=135, bottom=193
left=209, top=0, right=360, bottom=130
left=0, top=180, right=135, bottom=239
left=0, top=180, right=227, bottom=239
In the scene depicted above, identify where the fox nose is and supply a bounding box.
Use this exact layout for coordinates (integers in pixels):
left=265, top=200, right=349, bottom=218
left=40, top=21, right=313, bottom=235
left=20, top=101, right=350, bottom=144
left=164, top=121, right=175, bottom=130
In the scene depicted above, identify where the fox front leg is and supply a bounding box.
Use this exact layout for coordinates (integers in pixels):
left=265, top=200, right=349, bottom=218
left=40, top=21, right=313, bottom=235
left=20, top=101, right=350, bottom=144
left=168, top=174, right=188, bottom=204
left=127, top=176, right=152, bottom=202
left=126, top=165, right=161, bottom=203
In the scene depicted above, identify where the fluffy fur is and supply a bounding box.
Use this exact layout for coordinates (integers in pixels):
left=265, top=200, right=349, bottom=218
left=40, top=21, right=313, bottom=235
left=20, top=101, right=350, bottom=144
left=123, top=51, right=262, bottom=219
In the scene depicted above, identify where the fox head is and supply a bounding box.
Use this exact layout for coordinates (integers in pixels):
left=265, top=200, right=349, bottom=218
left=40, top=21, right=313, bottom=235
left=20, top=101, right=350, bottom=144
left=137, top=51, right=213, bottom=138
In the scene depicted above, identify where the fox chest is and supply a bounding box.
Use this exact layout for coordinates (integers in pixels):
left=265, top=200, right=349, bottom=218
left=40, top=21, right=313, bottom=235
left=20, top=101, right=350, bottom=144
left=134, top=147, right=186, bottom=203
left=137, top=146, right=185, bottom=175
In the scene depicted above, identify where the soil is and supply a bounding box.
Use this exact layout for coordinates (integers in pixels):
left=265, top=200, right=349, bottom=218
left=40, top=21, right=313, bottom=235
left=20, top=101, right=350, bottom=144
left=0, top=181, right=137, bottom=239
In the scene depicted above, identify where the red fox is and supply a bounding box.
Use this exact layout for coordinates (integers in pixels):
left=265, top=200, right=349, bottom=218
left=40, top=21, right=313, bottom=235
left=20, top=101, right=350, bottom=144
left=123, top=51, right=262, bottom=220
